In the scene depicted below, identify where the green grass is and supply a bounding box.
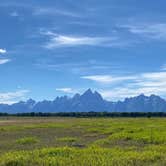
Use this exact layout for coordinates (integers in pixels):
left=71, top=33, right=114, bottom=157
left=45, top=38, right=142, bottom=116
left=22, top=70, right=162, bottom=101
left=16, top=137, right=39, bottom=145
left=0, top=146, right=165, bottom=166
left=0, top=117, right=165, bottom=165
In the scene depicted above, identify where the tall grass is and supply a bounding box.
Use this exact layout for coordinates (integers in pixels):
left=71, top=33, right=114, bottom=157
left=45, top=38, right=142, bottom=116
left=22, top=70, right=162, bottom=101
left=0, top=117, right=165, bottom=165
left=0, top=146, right=165, bottom=166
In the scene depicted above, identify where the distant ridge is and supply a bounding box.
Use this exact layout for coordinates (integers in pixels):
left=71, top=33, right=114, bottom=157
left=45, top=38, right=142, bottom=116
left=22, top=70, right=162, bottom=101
left=0, top=89, right=166, bottom=113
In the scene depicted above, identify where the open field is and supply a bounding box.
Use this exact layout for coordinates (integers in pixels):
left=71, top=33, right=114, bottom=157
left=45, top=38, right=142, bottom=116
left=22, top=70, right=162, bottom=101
left=0, top=117, right=165, bottom=165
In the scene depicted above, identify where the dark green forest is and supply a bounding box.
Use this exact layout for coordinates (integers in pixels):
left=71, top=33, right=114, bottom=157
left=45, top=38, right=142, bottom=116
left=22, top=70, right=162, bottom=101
left=0, top=112, right=165, bottom=117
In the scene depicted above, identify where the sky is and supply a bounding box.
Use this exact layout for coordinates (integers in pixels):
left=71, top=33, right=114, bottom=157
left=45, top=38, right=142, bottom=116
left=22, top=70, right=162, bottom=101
left=1, top=0, right=166, bottom=104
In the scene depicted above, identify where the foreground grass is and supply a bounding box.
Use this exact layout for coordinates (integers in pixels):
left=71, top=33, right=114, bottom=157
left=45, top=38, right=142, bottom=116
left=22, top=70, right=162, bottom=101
left=0, top=146, right=166, bottom=166
left=0, top=117, right=165, bottom=165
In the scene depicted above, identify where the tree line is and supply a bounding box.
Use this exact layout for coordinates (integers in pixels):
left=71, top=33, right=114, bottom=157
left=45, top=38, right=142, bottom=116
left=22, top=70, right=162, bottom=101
left=0, top=112, right=165, bottom=117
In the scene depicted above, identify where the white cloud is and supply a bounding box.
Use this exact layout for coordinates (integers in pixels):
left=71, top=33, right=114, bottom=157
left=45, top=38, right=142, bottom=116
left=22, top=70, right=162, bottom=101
left=0, top=90, right=30, bottom=104
left=56, top=88, right=75, bottom=94
left=40, top=31, right=130, bottom=48
left=83, top=71, right=166, bottom=100
left=34, top=7, right=81, bottom=18
left=82, top=72, right=166, bottom=85
left=35, top=61, right=117, bottom=75
left=82, top=75, right=136, bottom=84
left=101, top=85, right=166, bottom=101
left=100, top=88, right=138, bottom=100
left=0, top=49, right=6, bottom=54
left=141, top=72, right=166, bottom=80
left=0, top=49, right=10, bottom=65
left=124, top=23, right=166, bottom=40
left=44, top=33, right=116, bottom=48
left=100, top=87, right=157, bottom=101
left=0, top=59, right=11, bottom=65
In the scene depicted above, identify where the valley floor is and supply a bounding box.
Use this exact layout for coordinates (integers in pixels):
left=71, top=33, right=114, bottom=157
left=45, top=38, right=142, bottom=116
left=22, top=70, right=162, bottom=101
left=0, top=117, right=165, bottom=166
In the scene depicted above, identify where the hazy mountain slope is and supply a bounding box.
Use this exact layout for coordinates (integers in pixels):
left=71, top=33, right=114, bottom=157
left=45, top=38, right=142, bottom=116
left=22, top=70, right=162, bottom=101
left=0, top=89, right=166, bottom=113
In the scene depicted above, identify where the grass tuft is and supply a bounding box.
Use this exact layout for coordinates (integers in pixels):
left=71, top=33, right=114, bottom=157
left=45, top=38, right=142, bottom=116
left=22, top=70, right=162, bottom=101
left=16, top=137, right=39, bottom=145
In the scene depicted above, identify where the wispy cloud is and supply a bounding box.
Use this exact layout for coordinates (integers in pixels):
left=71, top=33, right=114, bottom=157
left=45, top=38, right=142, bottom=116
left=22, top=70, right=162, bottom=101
left=0, top=59, right=11, bottom=65
left=56, top=88, right=76, bottom=94
left=123, top=23, right=166, bottom=40
left=83, top=70, right=166, bottom=100
left=35, top=60, right=118, bottom=75
left=0, top=90, right=30, bottom=104
left=100, top=86, right=166, bottom=101
left=1, top=3, right=83, bottom=18
left=82, top=75, right=136, bottom=84
left=0, top=49, right=9, bottom=64
left=43, top=32, right=117, bottom=48
left=0, top=49, right=6, bottom=54
left=34, top=7, right=81, bottom=18
left=40, top=31, right=129, bottom=48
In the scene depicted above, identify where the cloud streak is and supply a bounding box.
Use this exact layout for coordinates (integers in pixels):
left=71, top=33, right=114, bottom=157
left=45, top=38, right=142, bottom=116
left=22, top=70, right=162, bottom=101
left=0, top=90, right=30, bottom=104
left=43, top=33, right=117, bottom=48
left=56, top=88, right=75, bottom=94
left=40, top=31, right=131, bottom=48
left=34, top=7, right=81, bottom=18
left=123, top=23, right=166, bottom=40
left=82, top=75, right=136, bottom=84
left=82, top=71, right=166, bottom=100
left=0, top=59, right=11, bottom=65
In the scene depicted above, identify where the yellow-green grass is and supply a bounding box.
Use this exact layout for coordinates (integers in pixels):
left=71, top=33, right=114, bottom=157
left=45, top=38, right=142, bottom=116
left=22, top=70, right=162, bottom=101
left=16, top=137, right=39, bottom=145
left=0, top=117, right=165, bottom=165
left=0, top=146, right=165, bottom=166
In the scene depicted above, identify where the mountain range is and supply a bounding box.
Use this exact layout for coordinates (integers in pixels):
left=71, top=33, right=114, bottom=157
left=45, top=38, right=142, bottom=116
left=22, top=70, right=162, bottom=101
left=0, top=89, right=166, bottom=113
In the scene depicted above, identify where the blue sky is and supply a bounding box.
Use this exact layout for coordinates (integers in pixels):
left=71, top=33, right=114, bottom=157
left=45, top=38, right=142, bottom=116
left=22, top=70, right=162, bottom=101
left=1, top=0, right=166, bottom=104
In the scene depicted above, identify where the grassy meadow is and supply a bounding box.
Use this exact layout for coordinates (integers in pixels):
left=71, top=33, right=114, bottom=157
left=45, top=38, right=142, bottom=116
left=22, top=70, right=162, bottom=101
left=0, top=117, right=165, bottom=165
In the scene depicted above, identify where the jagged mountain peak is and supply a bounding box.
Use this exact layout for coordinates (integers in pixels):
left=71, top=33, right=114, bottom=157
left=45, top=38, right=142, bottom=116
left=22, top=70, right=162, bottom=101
left=80, top=89, right=103, bottom=101
left=82, top=89, right=93, bottom=95
left=26, top=99, right=36, bottom=105
left=125, top=94, right=148, bottom=101
left=0, top=90, right=166, bottom=113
